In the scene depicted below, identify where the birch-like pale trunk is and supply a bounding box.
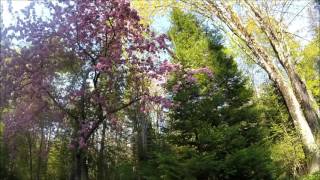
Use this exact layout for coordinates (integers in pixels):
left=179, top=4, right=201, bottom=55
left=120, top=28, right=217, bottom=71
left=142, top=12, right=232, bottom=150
left=183, top=0, right=320, bottom=172
left=270, top=69, right=320, bottom=173
left=97, top=122, right=107, bottom=180
left=244, top=0, right=320, bottom=137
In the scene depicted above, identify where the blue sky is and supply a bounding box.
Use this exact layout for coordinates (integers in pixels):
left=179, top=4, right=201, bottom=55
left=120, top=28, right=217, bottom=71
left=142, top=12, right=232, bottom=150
left=2, top=0, right=317, bottom=42
left=1, top=0, right=318, bottom=90
left=151, top=12, right=171, bottom=34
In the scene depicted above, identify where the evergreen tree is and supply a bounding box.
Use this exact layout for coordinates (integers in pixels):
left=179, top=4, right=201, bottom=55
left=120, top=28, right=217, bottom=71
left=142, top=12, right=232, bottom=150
left=154, top=9, right=272, bottom=179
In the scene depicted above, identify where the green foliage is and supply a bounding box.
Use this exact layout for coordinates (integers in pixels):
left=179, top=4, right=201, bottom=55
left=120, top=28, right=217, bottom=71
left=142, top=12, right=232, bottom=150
left=169, top=9, right=212, bottom=67
left=1, top=3, right=317, bottom=180
left=47, top=138, right=72, bottom=180
left=0, top=122, right=12, bottom=179
left=138, top=8, right=273, bottom=180
left=301, top=171, right=320, bottom=180
left=297, top=30, right=320, bottom=104
left=258, top=84, right=307, bottom=178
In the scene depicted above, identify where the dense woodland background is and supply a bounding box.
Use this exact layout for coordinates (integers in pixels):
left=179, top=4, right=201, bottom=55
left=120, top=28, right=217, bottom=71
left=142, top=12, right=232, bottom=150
left=0, top=0, right=320, bottom=180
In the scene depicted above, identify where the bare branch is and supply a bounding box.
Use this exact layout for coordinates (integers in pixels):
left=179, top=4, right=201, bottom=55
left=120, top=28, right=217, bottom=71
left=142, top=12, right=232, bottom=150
left=288, top=1, right=311, bottom=26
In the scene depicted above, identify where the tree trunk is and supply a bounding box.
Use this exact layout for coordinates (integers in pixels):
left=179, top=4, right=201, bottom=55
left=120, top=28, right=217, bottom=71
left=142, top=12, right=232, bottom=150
left=71, top=131, right=89, bottom=180
left=183, top=0, right=320, bottom=173
left=97, top=122, right=107, bottom=180
left=74, top=149, right=89, bottom=180
left=27, top=134, right=33, bottom=180
left=36, top=126, right=44, bottom=180
left=285, top=63, right=320, bottom=137
left=271, top=72, right=320, bottom=173
left=242, top=0, right=320, bottom=136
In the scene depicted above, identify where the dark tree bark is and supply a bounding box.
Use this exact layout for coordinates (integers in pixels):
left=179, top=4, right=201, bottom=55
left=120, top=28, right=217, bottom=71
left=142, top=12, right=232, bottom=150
left=27, top=134, right=33, bottom=180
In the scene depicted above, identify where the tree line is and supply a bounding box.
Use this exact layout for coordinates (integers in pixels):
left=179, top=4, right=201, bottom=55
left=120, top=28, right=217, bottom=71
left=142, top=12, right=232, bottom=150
left=0, top=0, right=319, bottom=179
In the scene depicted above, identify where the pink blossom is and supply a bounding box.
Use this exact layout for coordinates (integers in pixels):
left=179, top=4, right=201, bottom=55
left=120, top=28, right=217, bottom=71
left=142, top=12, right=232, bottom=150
left=79, top=137, right=87, bottom=149
left=172, top=84, right=181, bottom=93
left=161, top=99, right=172, bottom=109
left=140, top=106, right=149, bottom=113
left=186, top=75, right=197, bottom=83
left=158, top=60, right=179, bottom=75
left=187, top=67, right=213, bottom=77
left=68, top=143, right=76, bottom=150
left=198, top=67, right=213, bottom=77
left=1, top=0, right=176, bottom=153
left=111, top=117, right=118, bottom=126
left=96, top=62, right=105, bottom=70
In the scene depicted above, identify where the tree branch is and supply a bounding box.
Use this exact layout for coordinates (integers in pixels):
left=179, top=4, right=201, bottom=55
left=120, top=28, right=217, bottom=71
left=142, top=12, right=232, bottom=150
left=84, top=96, right=142, bottom=141
left=46, top=91, right=78, bottom=120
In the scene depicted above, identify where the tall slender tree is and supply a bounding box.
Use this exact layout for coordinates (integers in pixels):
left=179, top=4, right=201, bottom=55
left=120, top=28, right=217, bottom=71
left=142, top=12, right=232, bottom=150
left=176, top=0, right=320, bottom=172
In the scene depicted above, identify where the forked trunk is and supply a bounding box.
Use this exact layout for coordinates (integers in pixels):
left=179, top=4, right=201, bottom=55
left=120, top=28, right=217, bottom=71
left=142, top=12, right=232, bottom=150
left=272, top=73, right=320, bottom=173
left=242, top=0, right=320, bottom=137
left=197, top=0, right=320, bottom=173
left=286, top=64, right=320, bottom=137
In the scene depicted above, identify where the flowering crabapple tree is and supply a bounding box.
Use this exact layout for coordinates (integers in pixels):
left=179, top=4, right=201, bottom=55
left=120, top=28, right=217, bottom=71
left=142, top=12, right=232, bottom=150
left=0, top=0, right=176, bottom=179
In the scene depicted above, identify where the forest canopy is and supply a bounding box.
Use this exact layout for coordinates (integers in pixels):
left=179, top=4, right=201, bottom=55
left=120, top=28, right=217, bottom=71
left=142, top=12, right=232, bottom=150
left=0, top=0, right=319, bottom=180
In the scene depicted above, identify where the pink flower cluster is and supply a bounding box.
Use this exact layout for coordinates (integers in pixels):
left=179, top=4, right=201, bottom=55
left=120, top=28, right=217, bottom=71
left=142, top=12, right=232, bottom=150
left=146, top=95, right=173, bottom=110
left=171, top=67, right=214, bottom=93
left=79, top=122, right=92, bottom=137
left=1, top=0, right=177, bottom=151
left=158, top=60, right=181, bottom=75
left=3, top=97, right=48, bottom=139
left=187, top=67, right=213, bottom=77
